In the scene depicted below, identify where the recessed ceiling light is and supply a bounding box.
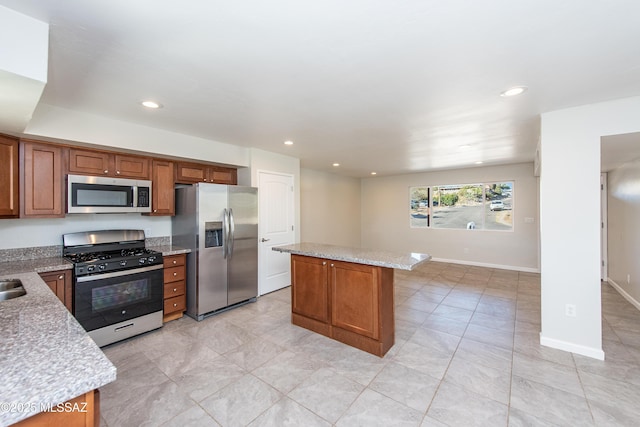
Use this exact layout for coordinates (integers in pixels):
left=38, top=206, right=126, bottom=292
left=458, top=144, right=472, bottom=151
left=141, top=100, right=162, bottom=109
left=475, top=161, right=484, bottom=165
left=284, top=140, right=294, bottom=146
left=370, top=172, right=377, bottom=175
left=500, top=86, right=528, bottom=97
left=332, top=163, right=340, bottom=167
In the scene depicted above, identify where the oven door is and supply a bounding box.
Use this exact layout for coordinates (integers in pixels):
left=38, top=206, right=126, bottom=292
left=74, top=265, right=164, bottom=332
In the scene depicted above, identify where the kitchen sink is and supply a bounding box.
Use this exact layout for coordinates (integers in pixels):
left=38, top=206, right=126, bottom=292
left=0, top=279, right=26, bottom=301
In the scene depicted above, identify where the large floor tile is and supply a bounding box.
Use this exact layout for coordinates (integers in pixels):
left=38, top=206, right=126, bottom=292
left=247, top=397, right=330, bottom=427
left=252, top=350, right=327, bottom=394
left=444, top=354, right=511, bottom=404
left=512, top=352, right=583, bottom=396
left=336, top=389, right=423, bottom=427
left=199, top=374, right=282, bottom=426
left=369, top=361, right=440, bottom=412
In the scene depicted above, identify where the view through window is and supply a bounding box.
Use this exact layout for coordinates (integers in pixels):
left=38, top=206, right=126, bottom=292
left=411, top=182, right=513, bottom=230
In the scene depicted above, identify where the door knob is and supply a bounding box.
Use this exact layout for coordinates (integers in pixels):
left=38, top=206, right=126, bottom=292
left=261, top=238, right=270, bottom=242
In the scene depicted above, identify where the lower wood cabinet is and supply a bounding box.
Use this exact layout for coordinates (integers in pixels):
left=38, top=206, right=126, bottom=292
left=291, top=254, right=395, bottom=357
left=39, top=270, right=73, bottom=312
left=13, top=389, right=99, bottom=427
left=163, top=254, right=186, bottom=322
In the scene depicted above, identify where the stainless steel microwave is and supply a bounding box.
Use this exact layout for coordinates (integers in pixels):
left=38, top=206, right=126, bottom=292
left=67, top=174, right=152, bottom=214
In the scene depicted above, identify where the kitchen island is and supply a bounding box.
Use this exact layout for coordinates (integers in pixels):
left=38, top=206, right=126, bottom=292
left=0, top=272, right=116, bottom=426
left=273, top=243, right=430, bottom=357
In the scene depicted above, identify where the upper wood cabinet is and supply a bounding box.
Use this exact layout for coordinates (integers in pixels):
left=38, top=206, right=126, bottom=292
left=21, top=141, right=64, bottom=218
left=68, top=148, right=150, bottom=179
left=175, top=161, right=237, bottom=185
left=0, top=135, right=19, bottom=218
left=145, top=159, right=175, bottom=216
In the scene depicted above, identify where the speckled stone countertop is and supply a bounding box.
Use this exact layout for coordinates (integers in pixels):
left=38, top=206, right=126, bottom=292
left=146, top=244, right=191, bottom=256
left=0, top=257, right=72, bottom=276
left=272, top=243, right=431, bottom=270
left=0, top=273, right=116, bottom=426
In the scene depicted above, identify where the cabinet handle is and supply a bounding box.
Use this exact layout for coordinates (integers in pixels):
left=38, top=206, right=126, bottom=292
left=204, top=179, right=208, bottom=182
left=330, top=263, right=334, bottom=267
left=154, top=209, right=158, bottom=213
left=173, top=272, right=177, bottom=276
left=58, top=275, right=64, bottom=279
left=116, top=170, right=121, bottom=175
left=322, top=262, right=326, bottom=265
left=103, top=170, right=108, bottom=174
left=173, top=303, right=177, bottom=307
left=173, top=260, right=177, bottom=264
left=173, top=288, right=177, bottom=292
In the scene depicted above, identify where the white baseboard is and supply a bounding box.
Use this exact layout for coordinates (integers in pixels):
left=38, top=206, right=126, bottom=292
left=430, top=257, right=540, bottom=273
left=606, top=278, right=640, bottom=311
left=540, top=333, right=605, bottom=360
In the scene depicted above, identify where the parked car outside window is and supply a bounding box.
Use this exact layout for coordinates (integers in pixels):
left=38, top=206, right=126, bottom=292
left=490, top=200, right=504, bottom=211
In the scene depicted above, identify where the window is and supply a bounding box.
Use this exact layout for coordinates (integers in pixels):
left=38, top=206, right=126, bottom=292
left=410, top=181, right=513, bottom=231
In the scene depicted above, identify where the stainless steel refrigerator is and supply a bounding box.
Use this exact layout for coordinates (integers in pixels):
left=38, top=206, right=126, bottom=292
left=172, top=183, right=258, bottom=320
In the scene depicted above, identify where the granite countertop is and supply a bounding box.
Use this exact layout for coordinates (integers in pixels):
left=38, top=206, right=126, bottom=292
left=146, top=244, right=191, bottom=256
left=0, top=257, right=72, bottom=277
left=273, top=242, right=431, bottom=270
left=0, top=273, right=116, bottom=426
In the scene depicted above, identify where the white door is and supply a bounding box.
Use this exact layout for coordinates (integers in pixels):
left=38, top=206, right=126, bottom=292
left=258, top=171, right=295, bottom=295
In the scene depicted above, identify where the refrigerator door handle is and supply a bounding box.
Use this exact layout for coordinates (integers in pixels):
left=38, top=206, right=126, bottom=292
left=228, top=208, right=235, bottom=259
left=223, top=208, right=229, bottom=259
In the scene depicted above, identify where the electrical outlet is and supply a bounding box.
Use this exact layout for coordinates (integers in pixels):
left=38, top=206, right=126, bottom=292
left=565, top=304, right=576, bottom=317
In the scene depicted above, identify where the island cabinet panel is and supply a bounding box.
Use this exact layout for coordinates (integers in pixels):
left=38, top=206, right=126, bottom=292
left=21, top=141, right=64, bottom=218
left=290, top=254, right=394, bottom=357
left=291, top=255, right=330, bottom=335
left=331, top=261, right=380, bottom=340
left=14, top=389, right=98, bottom=427
left=0, top=134, right=19, bottom=218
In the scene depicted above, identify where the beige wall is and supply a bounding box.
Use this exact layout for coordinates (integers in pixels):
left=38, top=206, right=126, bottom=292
left=360, top=163, right=539, bottom=271
left=300, top=169, right=361, bottom=247
left=607, top=158, right=640, bottom=306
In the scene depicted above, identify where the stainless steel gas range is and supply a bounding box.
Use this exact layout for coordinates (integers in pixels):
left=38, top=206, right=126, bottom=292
left=63, top=229, right=164, bottom=347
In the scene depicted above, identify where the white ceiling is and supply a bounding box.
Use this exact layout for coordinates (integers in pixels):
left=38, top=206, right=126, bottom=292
left=1, top=0, right=640, bottom=177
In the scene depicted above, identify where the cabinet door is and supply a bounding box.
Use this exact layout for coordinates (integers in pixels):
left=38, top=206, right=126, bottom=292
left=175, top=162, right=208, bottom=184
left=291, top=255, right=330, bottom=323
left=0, top=135, right=19, bottom=218
left=330, top=261, right=380, bottom=339
left=39, top=270, right=72, bottom=312
left=114, top=154, right=150, bottom=179
left=68, top=148, right=112, bottom=176
left=210, top=166, right=237, bottom=185
left=22, top=142, right=64, bottom=217
left=147, top=159, right=174, bottom=215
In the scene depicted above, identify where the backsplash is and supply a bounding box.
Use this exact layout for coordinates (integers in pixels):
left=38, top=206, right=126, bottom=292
left=0, top=236, right=172, bottom=262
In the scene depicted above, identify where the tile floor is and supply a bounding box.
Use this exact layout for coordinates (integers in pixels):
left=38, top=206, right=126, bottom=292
left=99, top=262, right=640, bottom=426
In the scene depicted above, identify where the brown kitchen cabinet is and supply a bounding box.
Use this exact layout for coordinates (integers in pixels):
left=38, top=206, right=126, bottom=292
left=291, top=254, right=394, bottom=357
left=0, top=134, right=19, bottom=218
left=145, top=159, right=175, bottom=216
left=39, top=270, right=73, bottom=312
left=68, top=147, right=150, bottom=179
left=14, top=389, right=98, bottom=427
left=163, top=253, right=186, bottom=322
left=21, top=141, right=65, bottom=218
left=175, top=161, right=237, bottom=185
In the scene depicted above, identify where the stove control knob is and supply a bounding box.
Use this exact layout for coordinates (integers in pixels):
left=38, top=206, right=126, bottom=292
left=120, top=260, right=127, bottom=267
left=148, top=256, right=156, bottom=262
left=99, top=264, right=106, bottom=270
left=139, top=257, right=147, bottom=264
left=87, top=266, right=95, bottom=272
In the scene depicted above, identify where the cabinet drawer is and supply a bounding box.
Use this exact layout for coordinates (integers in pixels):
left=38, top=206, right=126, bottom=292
left=164, top=266, right=185, bottom=283
left=164, top=295, right=186, bottom=314
left=164, top=280, right=185, bottom=298
left=163, top=254, right=185, bottom=268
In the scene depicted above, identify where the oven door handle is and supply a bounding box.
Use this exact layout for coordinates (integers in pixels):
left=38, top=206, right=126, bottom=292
left=76, top=264, right=164, bottom=283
